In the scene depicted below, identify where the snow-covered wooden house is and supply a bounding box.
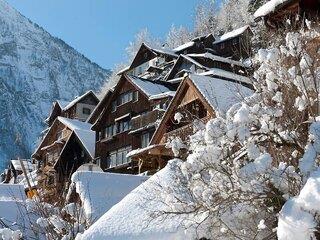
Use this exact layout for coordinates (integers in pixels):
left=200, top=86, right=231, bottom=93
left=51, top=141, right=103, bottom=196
left=129, top=74, right=253, bottom=174
left=91, top=74, right=176, bottom=174
left=254, top=0, right=320, bottom=28
left=32, top=117, right=95, bottom=200
left=46, top=90, right=99, bottom=127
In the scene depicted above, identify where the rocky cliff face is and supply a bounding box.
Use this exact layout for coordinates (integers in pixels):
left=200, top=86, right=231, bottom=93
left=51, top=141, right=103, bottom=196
left=0, top=0, right=110, bottom=169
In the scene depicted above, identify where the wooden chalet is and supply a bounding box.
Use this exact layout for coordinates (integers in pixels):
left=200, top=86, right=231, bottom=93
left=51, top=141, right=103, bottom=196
left=46, top=90, right=99, bottom=127
left=129, top=74, right=253, bottom=174
left=212, top=25, right=253, bottom=60
left=32, top=117, right=95, bottom=200
left=92, top=74, right=176, bottom=174
left=254, top=0, right=320, bottom=28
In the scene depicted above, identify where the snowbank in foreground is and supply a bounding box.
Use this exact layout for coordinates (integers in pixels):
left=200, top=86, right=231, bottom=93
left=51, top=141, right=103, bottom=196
left=78, top=161, right=196, bottom=240
left=71, top=171, right=148, bottom=222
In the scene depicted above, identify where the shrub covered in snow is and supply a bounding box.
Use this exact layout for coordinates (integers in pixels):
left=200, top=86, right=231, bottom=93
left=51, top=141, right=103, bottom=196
left=150, top=23, right=320, bottom=239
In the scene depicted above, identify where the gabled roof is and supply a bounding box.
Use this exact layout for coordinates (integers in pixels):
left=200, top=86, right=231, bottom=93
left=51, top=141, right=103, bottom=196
left=150, top=74, right=253, bottom=145
left=214, top=25, right=252, bottom=44
left=187, top=74, right=253, bottom=115
left=57, top=117, right=95, bottom=158
left=118, top=43, right=178, bottom=75
left=33, top=117, right=95, bottom=159
left=63, top=90, right=99, bottom=111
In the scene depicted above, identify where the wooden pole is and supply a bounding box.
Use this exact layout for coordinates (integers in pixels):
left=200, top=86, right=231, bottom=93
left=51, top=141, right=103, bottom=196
left=19, top=158, right=32, bottom=191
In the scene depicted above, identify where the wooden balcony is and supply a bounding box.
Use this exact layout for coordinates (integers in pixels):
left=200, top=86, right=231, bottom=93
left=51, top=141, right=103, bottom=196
left=161, top=116, right=210, bottom=144
left=131, top=109, right=165, bottom=132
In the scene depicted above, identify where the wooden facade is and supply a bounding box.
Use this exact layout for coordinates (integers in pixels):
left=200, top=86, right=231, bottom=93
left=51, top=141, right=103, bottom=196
left=92, top=74, right=175, bottom=174
left=33, top=118, right=94, bottom=201
left=212, top=26, right=253, bottom=60
left=130, top=76, right=216, bottom=173
left=46, top=91, right=99, bottom=126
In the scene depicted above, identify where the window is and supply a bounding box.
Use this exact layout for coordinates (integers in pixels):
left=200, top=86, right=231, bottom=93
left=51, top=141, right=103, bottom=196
left=232, top=38, right=238, bottom=46
left=220, top=42, right=225, bottom=49
left=105, top=124, right=114, bottom=138
left=119, top=91, right=133, bottom=106
left=109, top=146, right=132, bottom=168
left=141, top=132, right=150, bottom=148
left=117, top=119, right=131, bottom=133
left=133, top=91, right=139, bottom=102
left=82, top=107, right=91, bottom=115
left=56, top=130, right=63, bottom=140
left=111, top=101, right=117, bottom=112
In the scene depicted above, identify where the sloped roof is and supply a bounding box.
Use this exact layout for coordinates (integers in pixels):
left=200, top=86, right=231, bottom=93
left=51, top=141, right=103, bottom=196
left=254, top=0, right=293, bottom=18
left=188, top=74, right=253, bottom=116
left=187, top=52, right=246, bottom=67
left=126, top=75, right=173, bottom=99
left=10, top=160, right=34, bottom=172
left=214, top=25, right=251, bottom=44
left=57, top=117, right=95, bottom=158
left=63, top=90, right=99, bottom=111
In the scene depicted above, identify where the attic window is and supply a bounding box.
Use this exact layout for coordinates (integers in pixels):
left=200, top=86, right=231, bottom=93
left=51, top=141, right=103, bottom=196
left=83, top=107, right=91, bottom=115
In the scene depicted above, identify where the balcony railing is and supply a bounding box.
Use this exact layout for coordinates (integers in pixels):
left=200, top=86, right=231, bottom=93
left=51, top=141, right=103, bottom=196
left=161, top=116, right=211, bottom=144
left=131, top=109, right=165, bottom=132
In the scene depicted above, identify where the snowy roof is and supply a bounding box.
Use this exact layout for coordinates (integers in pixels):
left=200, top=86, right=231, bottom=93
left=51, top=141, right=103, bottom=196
left=149, top=91, right=176, bottom=100
left=187, top=52, right=246, bottom=67
left=173, top=41, right=195, bottom=52
left=189, top=74, right=253, bottom=116
left=214, top=25, right=251, bottom=44
left=254, top=0, right=292, bottom=18
left=71, top=171, right=148, bottom=222
left=199, top=68, right=252, bottom=85
left=126, top=75, right=173, bottom=99
left=10, top=160, right=34, bottom=172
left=58, top=117, right=95, bottom=158
left=80, top=161, right=198, bottom=240
left=63, top=90, right=98, bottom=111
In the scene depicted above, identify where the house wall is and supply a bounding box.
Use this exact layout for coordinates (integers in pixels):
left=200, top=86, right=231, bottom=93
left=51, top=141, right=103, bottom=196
left=95, top=79, right=154, bottom=172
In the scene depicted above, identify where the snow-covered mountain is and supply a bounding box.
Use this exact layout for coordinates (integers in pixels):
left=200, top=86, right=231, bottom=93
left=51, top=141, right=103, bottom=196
left=0, top=0, right=110, bottom=170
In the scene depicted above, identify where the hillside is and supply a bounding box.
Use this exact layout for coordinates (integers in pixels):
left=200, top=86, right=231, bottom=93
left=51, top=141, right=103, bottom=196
left=0, top=0, right=110, bottom=169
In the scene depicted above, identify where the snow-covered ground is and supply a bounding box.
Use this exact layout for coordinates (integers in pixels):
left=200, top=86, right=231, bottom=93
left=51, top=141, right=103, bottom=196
left=78, top=161, right=199, bottom=240
left=70, top=171, right=149, bottom=222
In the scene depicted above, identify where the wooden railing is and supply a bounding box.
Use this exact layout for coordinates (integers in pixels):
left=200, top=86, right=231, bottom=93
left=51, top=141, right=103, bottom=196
left=131, top=109, right=165, bottom=131
left=161, top=116, right=211, bottom=144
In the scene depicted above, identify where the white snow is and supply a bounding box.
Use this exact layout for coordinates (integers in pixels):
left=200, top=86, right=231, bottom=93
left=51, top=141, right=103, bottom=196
left=199, top=68, right=252, bottom=85
left=149, top=91, right=176, bottom=100
left=57, top=117, right=95, bottom=158
left=173, top=41, right=195, bottom=52
left=63, top=91, right=97, bottom=111
left=10, top=160, right=34, bottom=172
left=187, top=52, right=246, bottom=67
left=71, top=171, right=148, bottom=222
left=79, top=161, right=198, bottom=240
left=126, top=75, right=172, bottom=99
left=254, top=0, right=291, bottom=18
left=214, top=25, right=250, bottom=44
left=188, top=74, right=253, bottom=116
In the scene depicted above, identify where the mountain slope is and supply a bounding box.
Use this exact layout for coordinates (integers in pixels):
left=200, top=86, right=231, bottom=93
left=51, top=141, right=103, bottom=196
left=0, top=0, right=110, bottom=169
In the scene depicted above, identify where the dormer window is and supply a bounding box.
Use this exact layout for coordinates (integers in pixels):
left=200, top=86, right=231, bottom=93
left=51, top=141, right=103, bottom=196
left=83, top=107, right=91, bottom=115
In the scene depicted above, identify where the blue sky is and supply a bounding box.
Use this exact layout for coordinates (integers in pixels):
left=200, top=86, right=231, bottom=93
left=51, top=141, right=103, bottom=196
left=6, top=0, right=199, bottom=70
